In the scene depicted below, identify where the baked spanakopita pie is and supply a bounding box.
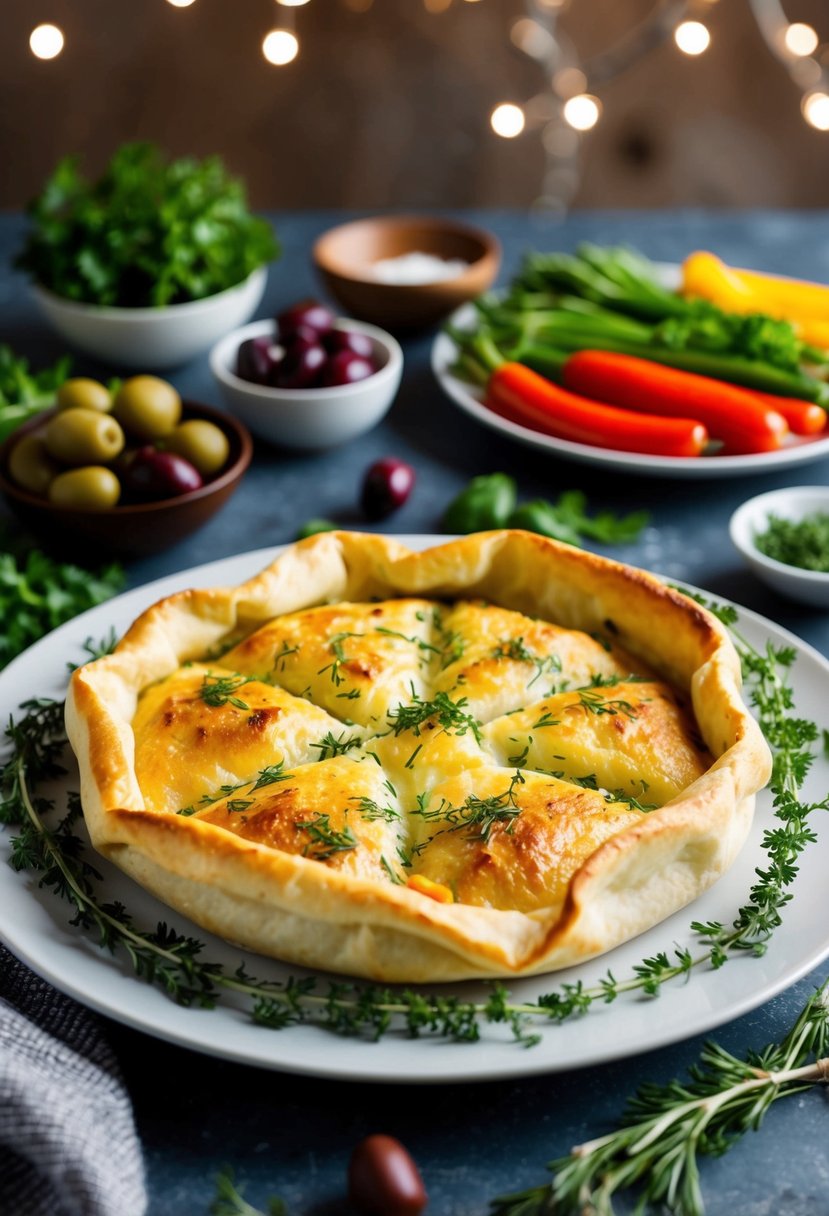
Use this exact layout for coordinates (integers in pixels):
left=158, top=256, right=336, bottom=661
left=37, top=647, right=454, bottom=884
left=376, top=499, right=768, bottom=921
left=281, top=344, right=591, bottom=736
left=66, top=531, right=772, bottom=983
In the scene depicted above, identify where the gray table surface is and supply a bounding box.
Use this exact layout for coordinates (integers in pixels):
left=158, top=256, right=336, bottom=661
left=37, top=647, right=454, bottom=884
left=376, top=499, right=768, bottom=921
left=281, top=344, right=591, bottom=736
left=2, top=210, right=829, bottom=1215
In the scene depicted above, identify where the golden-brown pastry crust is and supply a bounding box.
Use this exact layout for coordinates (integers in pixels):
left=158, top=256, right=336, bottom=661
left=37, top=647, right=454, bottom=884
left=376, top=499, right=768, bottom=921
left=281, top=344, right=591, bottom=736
left=65, top=530, right=771, bottom=982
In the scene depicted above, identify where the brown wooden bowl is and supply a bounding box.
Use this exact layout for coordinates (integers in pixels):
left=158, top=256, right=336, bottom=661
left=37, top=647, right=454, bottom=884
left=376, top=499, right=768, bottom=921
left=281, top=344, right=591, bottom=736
left=0, top=401, right=253, bottom=560
left=312, top=215, right=501, bottom=331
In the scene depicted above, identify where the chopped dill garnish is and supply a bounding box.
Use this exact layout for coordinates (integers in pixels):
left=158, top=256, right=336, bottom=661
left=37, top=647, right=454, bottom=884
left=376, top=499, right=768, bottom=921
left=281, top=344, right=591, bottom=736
left=295, top=813, right=358, bottom=861
left=491, top=637, right=562, bottom=688
left=387, top=688, right=482, bottom=742
left=755, top=510, right=829, bottom=572
left=348, top=796, right=400, bottom=823
left=317, top=631, right=362, bottom=687
left=380, top=855, right=406, bottom=885
left=250, top=762, right=291, bottom=791
left=413, top=772, right=525, bottom=844
left=225, top=799, right=254, bottom=815
left=199, top=672, right=253, bottom=710
left=309, top=731, right=362, bottom=760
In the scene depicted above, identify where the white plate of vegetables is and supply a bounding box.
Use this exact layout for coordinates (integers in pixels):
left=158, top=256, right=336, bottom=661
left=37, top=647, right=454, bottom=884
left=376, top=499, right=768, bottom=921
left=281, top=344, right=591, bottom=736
left=431, top=247, right=829, bottom=478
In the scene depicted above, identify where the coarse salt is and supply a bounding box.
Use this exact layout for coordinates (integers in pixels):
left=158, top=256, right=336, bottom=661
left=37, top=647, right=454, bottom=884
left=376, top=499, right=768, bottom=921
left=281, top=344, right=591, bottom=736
left=370, top=252, right=469, bottom=285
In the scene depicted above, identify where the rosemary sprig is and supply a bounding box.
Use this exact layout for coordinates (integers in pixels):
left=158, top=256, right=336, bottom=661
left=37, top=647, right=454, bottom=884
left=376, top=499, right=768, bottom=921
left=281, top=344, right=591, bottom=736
left=491, top=979, right=829, bottom=1216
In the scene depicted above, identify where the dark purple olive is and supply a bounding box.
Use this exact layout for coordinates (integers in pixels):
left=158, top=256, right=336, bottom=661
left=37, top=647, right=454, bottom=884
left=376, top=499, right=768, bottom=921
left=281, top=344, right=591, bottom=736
left=348, top=1134, right=427, bottom=1216
left=324, top=327, right=375, bottom=360
left=274, top=340, right=328, bottom=389
left=124, top=445, right=203, bottom=501
left=276, top=299, right=336, bottom=339
left=360, top=458, right=416, bottom=520
left=236, top=336, right=282, bottom=386
left=320, top=350, right=376, bottom=388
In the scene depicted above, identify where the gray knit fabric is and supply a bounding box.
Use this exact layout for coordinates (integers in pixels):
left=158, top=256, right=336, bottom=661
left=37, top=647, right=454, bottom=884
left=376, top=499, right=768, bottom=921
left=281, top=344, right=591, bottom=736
left=0, top=945, right=147, bottom=1216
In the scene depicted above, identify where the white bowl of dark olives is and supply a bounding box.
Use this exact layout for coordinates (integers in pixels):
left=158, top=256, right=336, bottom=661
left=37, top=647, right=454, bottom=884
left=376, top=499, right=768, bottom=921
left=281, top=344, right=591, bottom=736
left=0, top=375, right=252, bottom=557
left=209, top=300, right=403, bottom=450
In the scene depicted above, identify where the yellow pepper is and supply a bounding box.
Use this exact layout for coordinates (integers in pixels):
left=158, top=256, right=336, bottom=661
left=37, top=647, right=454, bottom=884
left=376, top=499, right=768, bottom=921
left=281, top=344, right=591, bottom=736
left=682, top=251, right=829, bottom=349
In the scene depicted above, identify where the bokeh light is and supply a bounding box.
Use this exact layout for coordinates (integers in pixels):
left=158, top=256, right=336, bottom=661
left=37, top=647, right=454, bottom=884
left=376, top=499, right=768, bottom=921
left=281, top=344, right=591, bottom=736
left=262, top=29, right=299, bottom=65
left=563, top=94, right=601, bottom=131
left=491, top=103, right=526, bottom=138
left=674, top=21, right=711, bottom=56
left=802, top=91, right=829, bottom=130
left=29, top=24, right=64, bottom=59
left=785, top=23, right=819, bottom=57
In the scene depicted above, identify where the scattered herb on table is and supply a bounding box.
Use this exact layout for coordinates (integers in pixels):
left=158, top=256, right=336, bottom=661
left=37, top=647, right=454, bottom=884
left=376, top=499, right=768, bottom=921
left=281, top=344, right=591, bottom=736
left=0, top=344, right=72, bottom=443
left=209, top=1168, right=286, bottom=1216
left=754, top=511, right=829, bottom=572
left=442, top=472, right=649, bottom=546
left=0, top=546, right=123, bottom=670
left=16, top=142, right=279, bottom=308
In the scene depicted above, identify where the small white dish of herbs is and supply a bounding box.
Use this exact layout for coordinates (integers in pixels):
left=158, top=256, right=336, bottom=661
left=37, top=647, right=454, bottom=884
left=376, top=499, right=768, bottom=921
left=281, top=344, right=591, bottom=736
left=1, top=539, right=828, bottom=1094
left=731, top=486, right=829, bottom=609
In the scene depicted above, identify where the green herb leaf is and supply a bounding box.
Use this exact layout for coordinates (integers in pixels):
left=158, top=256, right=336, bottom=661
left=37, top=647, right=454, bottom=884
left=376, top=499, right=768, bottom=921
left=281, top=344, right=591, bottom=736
left=16, top=143, right=279, bottom=307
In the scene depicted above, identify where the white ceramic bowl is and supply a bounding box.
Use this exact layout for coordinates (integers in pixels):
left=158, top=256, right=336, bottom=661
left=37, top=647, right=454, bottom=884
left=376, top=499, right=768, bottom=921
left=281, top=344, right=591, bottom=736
left=32, top=267, right=268, bottom=370
left=209, top=318, right=403, bottom=450
left=729, top=485, right=829, bottom=608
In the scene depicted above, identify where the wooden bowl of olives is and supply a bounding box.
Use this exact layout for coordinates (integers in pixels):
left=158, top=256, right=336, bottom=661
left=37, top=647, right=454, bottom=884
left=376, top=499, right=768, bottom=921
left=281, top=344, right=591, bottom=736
left=0, top=375, right=253, bottom=558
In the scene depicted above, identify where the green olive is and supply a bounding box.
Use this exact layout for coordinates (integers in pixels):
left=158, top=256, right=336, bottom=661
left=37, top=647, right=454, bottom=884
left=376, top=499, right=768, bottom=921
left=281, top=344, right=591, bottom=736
left=45, top=409, right=125, bottom=467
left=48, top=466, right=121, bottom=511
left=113, top=376, right=182, bottom=441
left=165, top=419, right=230, bottom=477
left=8, top=433, right=61, bottom=496
left=55, top=378, right=112, bottom=414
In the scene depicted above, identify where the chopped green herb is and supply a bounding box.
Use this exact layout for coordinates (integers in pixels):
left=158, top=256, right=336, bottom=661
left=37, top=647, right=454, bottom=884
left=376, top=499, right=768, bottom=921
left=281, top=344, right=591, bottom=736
left=387, top=689, right=482, bottom=742
left=17, top=143, right=278, bottom=308
left=199, top=672, right=253, bottom=710
left=0, top=545, right=123, bottom=671
left=755, top=511, right=829, bottom=572
left=0, top=345, right=73, bottom=442
left=380, top=855, right=406, bottom=885
left=491, top=637, right=562, bottom=687
left=309, top=730, right=362, bottom=760
left=295, top=813, right=358, bottom=862
left=348, top=796, right=400, bottom=823
left=249, top=763, right=291, bottom=792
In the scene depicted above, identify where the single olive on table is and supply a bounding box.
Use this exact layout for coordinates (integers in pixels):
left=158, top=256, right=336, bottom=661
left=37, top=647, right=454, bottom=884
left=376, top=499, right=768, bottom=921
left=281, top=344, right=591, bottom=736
left=234, top=298, right=383, bottom=390
left=5, top=375, right=233, bottom=512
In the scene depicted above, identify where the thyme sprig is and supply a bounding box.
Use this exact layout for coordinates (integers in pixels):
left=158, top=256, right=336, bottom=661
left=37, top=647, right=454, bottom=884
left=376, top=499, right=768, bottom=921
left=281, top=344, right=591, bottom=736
left=492, top=980, right=829, bottom=1216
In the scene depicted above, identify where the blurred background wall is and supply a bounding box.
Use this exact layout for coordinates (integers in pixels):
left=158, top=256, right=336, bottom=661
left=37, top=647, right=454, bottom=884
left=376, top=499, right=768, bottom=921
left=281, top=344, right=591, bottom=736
left=2, top=0, right=828, bottom=211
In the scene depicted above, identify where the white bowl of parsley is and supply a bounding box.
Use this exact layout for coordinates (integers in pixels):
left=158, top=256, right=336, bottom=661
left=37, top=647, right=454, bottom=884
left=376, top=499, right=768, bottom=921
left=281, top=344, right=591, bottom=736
left=17, top=144, right=278, bottom=370
left=730, top=486, right=829, bottom=608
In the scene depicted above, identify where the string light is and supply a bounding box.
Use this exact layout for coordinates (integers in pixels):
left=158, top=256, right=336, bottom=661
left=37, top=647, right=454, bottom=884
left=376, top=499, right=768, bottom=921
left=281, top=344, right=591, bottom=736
left=784, top=22, right=818, bottom=57
left=165, top=0, right=197, bottom=7
left=674, top=21, right=711, bottom=55
left=490, top=103, right=525, bottom=138
left=262, top=28, right=299, bottom=64
left=29, top=24, right=64, bottom=59
left=802, top=90, right=829, bottom=130
left=563, top=93, right=601, bottom=130
left=276, top=0, right=310, bottom=6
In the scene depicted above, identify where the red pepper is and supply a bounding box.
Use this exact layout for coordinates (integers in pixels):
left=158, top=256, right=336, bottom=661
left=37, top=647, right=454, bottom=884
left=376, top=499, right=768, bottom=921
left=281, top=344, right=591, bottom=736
left=486, top=362, right=708, bottom=458
left=749, top=392, right=827, bottom=436
left=561, top=350, right=789, bottom=455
